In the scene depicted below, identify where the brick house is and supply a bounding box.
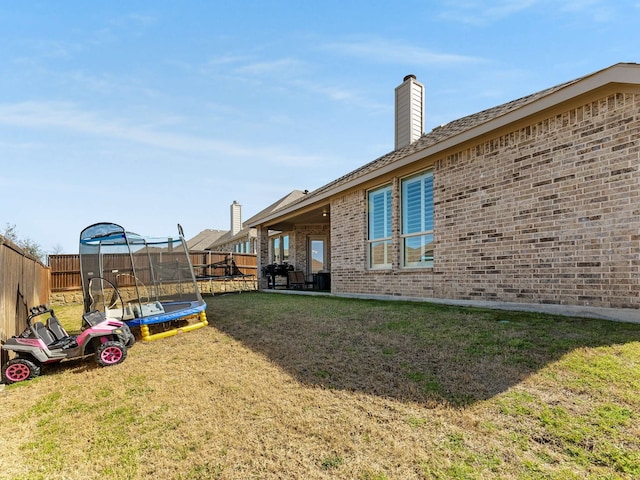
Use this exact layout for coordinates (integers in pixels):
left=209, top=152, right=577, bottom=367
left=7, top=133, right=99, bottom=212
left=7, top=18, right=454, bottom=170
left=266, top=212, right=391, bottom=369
left=194, top=192, right=308, bottom=256
left=249, top=63, right=640, bottom=322
left=204, top=201, right=258, bottom=254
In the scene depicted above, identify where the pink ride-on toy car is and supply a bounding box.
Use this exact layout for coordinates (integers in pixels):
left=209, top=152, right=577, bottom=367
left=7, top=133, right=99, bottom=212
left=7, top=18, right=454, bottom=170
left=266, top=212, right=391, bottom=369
left=1, top=305, right=135, bottom=384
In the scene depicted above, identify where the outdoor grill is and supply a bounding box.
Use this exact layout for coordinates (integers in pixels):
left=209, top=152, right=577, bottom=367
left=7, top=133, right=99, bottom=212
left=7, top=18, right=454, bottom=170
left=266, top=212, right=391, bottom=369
left=261, top=263, right=293, bottom=288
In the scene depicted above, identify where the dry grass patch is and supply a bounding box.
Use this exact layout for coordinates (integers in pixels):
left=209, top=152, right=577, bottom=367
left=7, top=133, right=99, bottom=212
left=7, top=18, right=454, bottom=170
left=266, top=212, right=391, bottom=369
left=1, top=292, right=639, bottom=479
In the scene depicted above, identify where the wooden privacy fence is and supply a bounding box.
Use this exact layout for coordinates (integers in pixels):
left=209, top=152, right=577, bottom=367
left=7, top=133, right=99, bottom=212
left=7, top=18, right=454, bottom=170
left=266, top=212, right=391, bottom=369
left=0, top=235, right=50, bottom=369
left=49, top=251, right=258, bottom=292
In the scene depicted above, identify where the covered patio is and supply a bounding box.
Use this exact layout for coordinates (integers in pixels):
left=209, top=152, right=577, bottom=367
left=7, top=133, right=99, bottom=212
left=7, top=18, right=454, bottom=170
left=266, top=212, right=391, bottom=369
left=250, top=197, right=331, bottom=292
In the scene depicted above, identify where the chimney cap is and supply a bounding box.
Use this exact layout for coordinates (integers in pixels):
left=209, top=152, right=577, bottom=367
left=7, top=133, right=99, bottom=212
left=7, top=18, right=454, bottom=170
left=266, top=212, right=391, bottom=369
left=403, top=74, right=417, bottom=82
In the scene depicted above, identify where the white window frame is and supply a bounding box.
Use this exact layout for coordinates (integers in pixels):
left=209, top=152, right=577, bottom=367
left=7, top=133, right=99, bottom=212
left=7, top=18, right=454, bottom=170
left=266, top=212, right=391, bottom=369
left=401, top=170, right=434, bottom=268
left=271, top=234, right=289, bottom=264
left=367, top=184, right=392, bottom=269
left=308, top=235, right=327, bottom=274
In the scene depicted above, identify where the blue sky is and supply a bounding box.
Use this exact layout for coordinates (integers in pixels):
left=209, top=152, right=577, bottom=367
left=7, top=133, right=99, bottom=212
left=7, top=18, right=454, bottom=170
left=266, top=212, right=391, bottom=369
left=1, top=1, right=638, bottom=254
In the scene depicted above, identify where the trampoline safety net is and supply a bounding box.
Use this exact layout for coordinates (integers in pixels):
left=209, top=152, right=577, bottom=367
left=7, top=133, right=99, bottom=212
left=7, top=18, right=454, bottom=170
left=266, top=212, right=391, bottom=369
left=79, top=222, right=207, bottom=340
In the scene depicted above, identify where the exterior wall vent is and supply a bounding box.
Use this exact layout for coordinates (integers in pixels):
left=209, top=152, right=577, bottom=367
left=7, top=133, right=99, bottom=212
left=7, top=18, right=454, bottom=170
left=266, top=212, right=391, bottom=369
left=395, top=74, right=424, bottom=150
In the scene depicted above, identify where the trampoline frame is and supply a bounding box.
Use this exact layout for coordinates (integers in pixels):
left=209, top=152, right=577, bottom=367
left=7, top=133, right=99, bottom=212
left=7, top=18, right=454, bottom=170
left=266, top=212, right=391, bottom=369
left=79, top=222, right=208, bottom=341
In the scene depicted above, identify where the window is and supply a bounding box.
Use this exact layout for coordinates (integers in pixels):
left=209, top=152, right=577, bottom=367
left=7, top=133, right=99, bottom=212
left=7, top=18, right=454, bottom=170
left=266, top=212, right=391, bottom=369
left=235, top=240, right=253, bottom=254
left=272, top=237, right=280, bottom=263
left=271, top=234, right=289, bottom=264
left=401, top=171, right=434, bottom=267
left=308, top=236, right=326, bottom=273
left=282, top=235, right=289, bottom=263
left=367, top=185, right=392, bottom=269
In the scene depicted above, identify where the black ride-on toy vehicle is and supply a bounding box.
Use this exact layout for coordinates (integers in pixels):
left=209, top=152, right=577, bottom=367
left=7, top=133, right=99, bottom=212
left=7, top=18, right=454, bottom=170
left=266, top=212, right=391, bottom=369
left=1, top=305, right=135, bottom=384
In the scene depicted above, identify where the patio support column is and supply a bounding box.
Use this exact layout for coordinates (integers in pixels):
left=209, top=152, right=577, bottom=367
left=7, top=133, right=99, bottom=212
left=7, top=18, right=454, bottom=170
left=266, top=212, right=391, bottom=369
left=256, top=225, right=269, bottom=290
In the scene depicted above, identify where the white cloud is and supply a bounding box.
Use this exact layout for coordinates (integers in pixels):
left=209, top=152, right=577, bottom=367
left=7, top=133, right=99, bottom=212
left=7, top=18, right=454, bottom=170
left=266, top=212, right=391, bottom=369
left=438, top=0, right=539, bottom=25
left=104, top=12, right=159, bottom=32
left=206, top=54, right=254, bottom=67
left=558, top=0, right=616, bottom=21
left=438, top=0, right=619, bottom=24
left=65, top=70, right=158, bottom=97
left=234, top=57, right=306, bottom=76
left=201, top=52, right=387, bottom=110
left=322, top=38, right=483, bottom=66
left=290, top=78, right=389, bottom=112
left=0, top=101, right=324, bottom=166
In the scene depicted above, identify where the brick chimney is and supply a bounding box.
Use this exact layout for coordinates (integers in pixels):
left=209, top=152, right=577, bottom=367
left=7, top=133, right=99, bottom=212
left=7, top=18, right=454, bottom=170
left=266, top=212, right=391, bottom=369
left=395, top=74, right=424, bottom=150
left=230, top=200, right=242, bottom=236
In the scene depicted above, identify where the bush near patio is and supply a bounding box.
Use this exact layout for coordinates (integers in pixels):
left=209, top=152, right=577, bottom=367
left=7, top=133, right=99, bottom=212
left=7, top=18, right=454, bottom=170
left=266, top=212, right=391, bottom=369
left=1, top=292, right=639, bottom=479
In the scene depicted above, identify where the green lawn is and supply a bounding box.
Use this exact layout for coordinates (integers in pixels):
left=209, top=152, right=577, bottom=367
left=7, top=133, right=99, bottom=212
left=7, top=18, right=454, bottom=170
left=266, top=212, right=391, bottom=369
left=1, top=292, right=639, bottom=479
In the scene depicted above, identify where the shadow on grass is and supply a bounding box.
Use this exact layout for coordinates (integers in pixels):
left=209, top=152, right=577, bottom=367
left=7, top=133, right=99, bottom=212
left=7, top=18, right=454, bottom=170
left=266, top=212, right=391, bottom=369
left=209, top=292, right=640, bottom=407
left=36, top=355, right=100, bottom=379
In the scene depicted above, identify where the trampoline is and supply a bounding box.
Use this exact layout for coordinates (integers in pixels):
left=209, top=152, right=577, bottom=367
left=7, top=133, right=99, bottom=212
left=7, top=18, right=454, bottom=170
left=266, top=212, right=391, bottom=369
left=79, top=222, right=207, bottom=341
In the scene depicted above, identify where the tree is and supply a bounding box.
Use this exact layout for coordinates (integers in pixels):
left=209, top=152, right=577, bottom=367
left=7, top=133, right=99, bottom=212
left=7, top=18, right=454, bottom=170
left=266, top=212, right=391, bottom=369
left=2, top=223, right=18, bottom=242
left=2, top=223, right=47, bottom=263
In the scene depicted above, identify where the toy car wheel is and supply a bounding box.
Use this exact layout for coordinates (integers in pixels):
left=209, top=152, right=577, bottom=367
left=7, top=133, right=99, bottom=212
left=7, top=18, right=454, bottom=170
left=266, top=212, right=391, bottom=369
left=2, top=358, right=41, bottom=384
left=121, top=326, right=136, bottom=348
left=95, top=341, right=127, bottom=367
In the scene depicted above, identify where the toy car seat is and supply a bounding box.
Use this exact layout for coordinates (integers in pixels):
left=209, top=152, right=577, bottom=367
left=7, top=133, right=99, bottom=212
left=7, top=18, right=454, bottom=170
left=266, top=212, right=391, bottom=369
left=47, top=316, right=69, bottom=340
left=33, top=320, right=77, bottom=350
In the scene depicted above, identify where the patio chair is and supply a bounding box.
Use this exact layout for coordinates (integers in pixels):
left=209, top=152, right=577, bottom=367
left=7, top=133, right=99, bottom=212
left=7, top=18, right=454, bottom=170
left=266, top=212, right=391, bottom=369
left=288, top=270, right=311, bottom=290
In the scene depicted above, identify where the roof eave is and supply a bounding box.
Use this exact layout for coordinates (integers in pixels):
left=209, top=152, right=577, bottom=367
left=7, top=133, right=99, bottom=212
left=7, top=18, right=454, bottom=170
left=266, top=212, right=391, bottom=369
left=250, top=63, right=640, bottom=228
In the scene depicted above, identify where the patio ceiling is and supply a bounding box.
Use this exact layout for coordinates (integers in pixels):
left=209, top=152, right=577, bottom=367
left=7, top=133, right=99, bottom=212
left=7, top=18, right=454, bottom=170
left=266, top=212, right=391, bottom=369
left=264, top=203, right=330, bottom=231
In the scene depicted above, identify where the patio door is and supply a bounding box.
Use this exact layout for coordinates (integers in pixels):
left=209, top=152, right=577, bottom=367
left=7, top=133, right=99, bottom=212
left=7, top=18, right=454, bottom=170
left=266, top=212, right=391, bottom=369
left=308, top=236, right=326, bottom=274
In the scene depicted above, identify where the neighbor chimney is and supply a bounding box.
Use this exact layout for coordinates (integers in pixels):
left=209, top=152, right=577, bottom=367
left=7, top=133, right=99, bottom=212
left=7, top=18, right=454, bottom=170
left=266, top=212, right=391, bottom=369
left=395, top=74, right=424, bottom=150
left=230, top=200, right=242, bottom=236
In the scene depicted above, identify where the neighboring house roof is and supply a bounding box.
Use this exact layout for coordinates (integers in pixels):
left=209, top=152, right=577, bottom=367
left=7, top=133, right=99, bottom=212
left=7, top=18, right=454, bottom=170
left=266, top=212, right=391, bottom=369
left=249, top=62, right=640, bottom=228
left=207, top=226, right=256, bottom=249
left=243, top=189, right=308, bottom=226
left=187, top=229, right=227, bottom=250
left=204, top=190, right=308, bottom=250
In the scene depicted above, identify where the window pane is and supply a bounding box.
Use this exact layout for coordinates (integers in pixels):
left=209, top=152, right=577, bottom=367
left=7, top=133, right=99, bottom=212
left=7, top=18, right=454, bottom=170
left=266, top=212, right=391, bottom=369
left=402, top=172, right=433, bottom=234
left=310, top=239, right=324, bottom=273
left=283, top=235, right=289, bottom=262
left=385, top=189, right=391, bottom=236
left=402, top=170, right=434, bottom=267
left=404, top=234, right=434, bottom=267
left=403, top=180, right=422, bottom=234
left=371, top=193, right=383, bottom=238
left=369, top=240, right=391, bottom=268
left=369, top=186, right=391, bottom=240
left=423, top=178, right=434, bottom=231
left=273, top=238, right=280, bottom=263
